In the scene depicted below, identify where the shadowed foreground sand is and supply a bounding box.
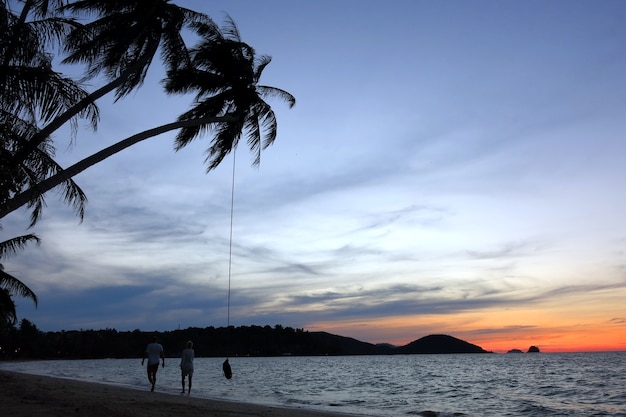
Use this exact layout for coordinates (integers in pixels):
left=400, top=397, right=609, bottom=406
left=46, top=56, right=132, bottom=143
left=0, top=370, right=365, bottom=417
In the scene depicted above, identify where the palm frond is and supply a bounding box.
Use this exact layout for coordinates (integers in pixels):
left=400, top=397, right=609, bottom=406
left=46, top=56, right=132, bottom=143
left=26, top=147, right=88, bottom=225
left=0, top=288, right=18, bottom=325
left=1, top=111, right=88, bottom=225
left=243, top=107, right=262, bottom=166
left=173, top=89, right=238, bottom=150
left=253, top=55, right=272, bottom=83
left=0, top=234, right=40, bottom=259
left=61, top=0, right=213, bottom=100
left=2, top=64, right=99, bottom=130
left=204, top=120, right=242, bottom=171
left=29, top=0, right=71, bottom=19
left=163, top=67, right=227, bottom=97
left=257, top=104, right=278, bottom=149
left=0, top=269, right=38, bottom=306
left=24, top=16, right=80, bottom=46
left=220, top=13, right=241, bottom=42
left=256, top=85, right=296, bottom=108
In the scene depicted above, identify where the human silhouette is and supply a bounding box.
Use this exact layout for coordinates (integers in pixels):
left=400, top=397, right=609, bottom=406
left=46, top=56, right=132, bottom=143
left=180, top=340, right=194, bottom=394
left=223, top=358, right=232, bottom=379
left=141, top=336, right=164, bottom=391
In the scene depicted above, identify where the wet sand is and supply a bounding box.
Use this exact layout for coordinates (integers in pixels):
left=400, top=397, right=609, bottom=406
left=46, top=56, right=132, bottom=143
left=0, top=370, right=365, bottom=417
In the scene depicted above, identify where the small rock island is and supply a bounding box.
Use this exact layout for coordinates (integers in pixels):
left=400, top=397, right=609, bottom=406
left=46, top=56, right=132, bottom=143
left=507, top=346, right=541, bottom=353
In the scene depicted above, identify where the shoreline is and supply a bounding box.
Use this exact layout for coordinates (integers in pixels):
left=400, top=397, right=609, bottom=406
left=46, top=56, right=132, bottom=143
left=0, top=370, right=368, bottom=417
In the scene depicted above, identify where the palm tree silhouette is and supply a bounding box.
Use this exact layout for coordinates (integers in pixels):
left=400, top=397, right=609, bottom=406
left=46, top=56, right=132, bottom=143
left=1, top=113, right=88, bottom=226
left=0, top=234, right=39, bottom=325
left=1, top=0, right=95, bottom=223
left=1, top=0, right=97, bottom=128
left=7, top=0, right=214, bottom=181
left=164, top=16, right=296, bottom=170
left=0, top=16, right=295, bottom=220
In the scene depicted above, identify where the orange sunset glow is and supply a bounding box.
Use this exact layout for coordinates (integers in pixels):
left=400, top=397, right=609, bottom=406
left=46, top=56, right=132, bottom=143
left=307, top=291, right=626, bottom=353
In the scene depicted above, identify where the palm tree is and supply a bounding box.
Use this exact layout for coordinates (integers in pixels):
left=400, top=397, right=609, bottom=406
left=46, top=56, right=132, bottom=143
left=8, top=0, right=216, bottom=169
left=1, top=0, right=98, bottom=136
left=0, top=232, right=39, bottom=326
left=1, top=111, right=88, bottom=226
left=1, top=0, right=96, bottom=223
left=165, top=17, right=296, bottom=170
left=0, top=17, right=295, bottom=220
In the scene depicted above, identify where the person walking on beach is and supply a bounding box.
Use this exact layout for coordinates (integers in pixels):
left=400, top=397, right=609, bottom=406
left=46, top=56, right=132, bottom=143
left=180, top=340, right=194, bottom=394
left=141, top=336, right=165, bottom=392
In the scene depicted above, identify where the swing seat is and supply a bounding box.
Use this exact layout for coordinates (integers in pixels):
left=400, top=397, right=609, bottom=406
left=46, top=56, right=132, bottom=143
left=223, top=359, right=233, bottom=379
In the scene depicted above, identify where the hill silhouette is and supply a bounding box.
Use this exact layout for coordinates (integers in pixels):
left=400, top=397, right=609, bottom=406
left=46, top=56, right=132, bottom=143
left=396, top=334, right=491, bottom=354
left=307, top=332, right=393, bottom=355
left=310, top=333, right=490, bottom=355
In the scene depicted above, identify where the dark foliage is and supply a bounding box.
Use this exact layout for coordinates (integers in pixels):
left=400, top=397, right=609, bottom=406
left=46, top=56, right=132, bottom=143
left=0, top=322, right=491, bottom=359
left=0, top=323, right=339, bottom=359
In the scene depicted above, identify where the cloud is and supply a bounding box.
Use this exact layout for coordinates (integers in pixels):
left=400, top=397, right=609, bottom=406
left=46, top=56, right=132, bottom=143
left=465, top=240, right=546, bottom=260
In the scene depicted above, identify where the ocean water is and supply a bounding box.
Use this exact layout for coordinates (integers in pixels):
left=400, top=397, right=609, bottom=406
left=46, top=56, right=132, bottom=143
left=2, top=352, right=625, bottom=417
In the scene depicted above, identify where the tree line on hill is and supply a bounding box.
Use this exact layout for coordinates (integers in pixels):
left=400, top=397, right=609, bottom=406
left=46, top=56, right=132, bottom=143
left=0, top=319, right=491, bottom=360
left=1, top=320, right=318, bottom=359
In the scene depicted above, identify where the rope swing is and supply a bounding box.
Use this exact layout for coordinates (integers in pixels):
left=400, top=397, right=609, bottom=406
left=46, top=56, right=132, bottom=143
left=222, top=149, right=236, bottom=380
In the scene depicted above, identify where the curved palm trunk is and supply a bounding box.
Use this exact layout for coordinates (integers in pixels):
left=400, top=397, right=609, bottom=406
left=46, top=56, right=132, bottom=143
left=0, top=116, right=235, bottom=220
left=9, top=57, right=152, bottom=166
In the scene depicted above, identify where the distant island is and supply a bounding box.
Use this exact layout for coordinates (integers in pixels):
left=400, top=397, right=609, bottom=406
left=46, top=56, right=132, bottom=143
left=507, top=346, right=541, bottom=354
left=394, top=334, right=491, bottom=354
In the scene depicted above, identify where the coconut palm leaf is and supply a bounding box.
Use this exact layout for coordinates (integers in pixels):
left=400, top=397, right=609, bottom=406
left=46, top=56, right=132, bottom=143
left=0, top=233, right=40, bottom=324
left=1, top=0, right=96, bottom=223
left=1, top=2, right=98, bottom=129
left=61, top=0, right=214, bottom=99
left=0, top=269, right=38, bottom=306
left=1, top=110, right=88, bottom=225
left=0, top=233, right=41, bottom=259
left=0, top=288, right=18, bottom=325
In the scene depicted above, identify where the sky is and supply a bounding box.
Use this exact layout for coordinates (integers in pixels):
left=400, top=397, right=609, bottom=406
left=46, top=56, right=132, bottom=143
left=3, top=0, right=626, bottom=353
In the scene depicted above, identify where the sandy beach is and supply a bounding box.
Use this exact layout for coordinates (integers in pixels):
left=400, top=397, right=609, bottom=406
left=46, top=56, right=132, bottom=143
left=0, top=370, right=365, bottom=417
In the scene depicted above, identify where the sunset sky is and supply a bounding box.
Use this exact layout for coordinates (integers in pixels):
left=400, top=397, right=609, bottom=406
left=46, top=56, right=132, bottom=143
left=4, top=0, right=626, bottom=353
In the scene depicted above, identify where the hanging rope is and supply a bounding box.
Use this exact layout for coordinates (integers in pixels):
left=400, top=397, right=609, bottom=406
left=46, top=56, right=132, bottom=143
left=223, top=148, right=236, bottom=380
left=227, top=149, right=235, bottom=331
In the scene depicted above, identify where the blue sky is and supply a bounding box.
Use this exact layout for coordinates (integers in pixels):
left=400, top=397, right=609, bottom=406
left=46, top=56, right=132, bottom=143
left=4, top=0, right=626, bottom=351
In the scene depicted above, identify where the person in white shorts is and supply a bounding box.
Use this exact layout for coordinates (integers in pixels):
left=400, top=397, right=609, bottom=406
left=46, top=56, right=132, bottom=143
left=180, top=340, right=194, bottom=394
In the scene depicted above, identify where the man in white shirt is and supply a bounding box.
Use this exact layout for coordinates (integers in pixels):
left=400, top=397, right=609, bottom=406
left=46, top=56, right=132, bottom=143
left=141, top=336, right=165, bottom=391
